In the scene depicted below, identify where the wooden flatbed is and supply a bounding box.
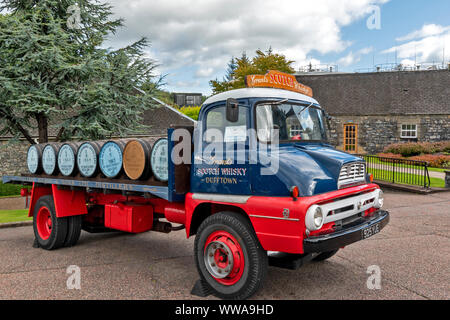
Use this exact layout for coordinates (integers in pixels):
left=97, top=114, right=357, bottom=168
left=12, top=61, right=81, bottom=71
left=2, top=175, right=169, bottom=200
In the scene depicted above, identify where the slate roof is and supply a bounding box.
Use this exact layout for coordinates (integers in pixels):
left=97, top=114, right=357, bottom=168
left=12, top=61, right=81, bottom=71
left=296, top=70, right=450, bottom=116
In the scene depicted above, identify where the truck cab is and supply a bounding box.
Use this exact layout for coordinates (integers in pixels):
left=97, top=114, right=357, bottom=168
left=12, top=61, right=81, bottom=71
left=192, top=87, right=361, bottom=197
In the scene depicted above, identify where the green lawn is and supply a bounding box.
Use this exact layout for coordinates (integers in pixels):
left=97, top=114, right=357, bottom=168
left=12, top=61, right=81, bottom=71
left=368, top=168, right=445, bottom=188
left=0, top=210, right=31, bottom=224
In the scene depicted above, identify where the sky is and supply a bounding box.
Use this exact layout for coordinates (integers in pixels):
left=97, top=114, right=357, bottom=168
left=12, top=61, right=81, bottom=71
left=105, top=0, right=450, bottom=95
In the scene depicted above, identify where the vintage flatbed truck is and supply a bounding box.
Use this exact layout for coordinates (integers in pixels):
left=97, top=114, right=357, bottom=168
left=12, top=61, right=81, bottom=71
left=2, top=71, right=389, bottom=300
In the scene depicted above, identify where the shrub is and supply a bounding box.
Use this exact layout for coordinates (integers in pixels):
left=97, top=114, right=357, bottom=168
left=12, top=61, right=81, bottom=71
left=0, top=182, right=27, bottom=197
left=178, top=106, right=201, bottom=121
left=384, top=141, right=450, bottom=157
left=376, top=153, right=405, bottom=164
left=384, top=143, right=425, bottom=157
left=409, top=155, right=450, bottom=168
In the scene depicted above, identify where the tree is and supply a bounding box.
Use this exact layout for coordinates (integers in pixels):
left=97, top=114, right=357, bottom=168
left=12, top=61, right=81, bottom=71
left=210, top=48, right=295, bottom=95
left=225, top=57, right=237, bottom=82
left=0, top=0, right=161, bottom=144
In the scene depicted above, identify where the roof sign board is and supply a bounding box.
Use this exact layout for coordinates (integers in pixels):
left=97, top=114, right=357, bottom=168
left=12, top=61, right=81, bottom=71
left=245, top=70, right=313, bottom=97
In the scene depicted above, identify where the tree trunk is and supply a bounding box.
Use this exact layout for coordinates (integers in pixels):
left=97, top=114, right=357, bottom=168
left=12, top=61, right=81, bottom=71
left=37, top=113, right=48, bottom=144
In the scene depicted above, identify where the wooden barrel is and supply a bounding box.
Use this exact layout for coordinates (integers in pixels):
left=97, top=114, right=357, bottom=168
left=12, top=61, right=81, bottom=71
left=77, top=141, right=104, bottom=178
left=42, top=143, right=61, bottom=176
left=99, top=140, right=128, bottom=179
left=150, top=138, right=169, bottom=182
left=27, top=144, right=44, bottom=175
left=58, top=143, right=80, bottom=177
left=123, top=138, right=157, bottom=180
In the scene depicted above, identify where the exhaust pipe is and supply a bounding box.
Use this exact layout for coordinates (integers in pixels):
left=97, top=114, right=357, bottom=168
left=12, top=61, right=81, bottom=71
left=152, top=221, right=185, bottom=234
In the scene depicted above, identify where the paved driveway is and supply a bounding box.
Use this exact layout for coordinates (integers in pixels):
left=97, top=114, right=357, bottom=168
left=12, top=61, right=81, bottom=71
left=0, top=190, right=448, bottom=300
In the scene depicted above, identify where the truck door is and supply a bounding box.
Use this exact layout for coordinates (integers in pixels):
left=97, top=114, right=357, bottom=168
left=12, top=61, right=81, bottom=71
left=191, top=103, right=251, bottom=195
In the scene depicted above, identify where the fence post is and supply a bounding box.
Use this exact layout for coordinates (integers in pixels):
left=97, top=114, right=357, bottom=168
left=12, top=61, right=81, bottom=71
left=445, top=170, right=450, bottom=189
left=392, top=159, right=395, bottom=184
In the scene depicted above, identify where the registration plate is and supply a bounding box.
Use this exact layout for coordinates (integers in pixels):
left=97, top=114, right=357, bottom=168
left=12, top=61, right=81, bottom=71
left=361, top=223, right=381, bottom=240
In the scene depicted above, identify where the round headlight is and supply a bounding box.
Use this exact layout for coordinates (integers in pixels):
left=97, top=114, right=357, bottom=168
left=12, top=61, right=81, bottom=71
left=375, top=190, right=384, bottom=209
left=306, top=205, right=324, bottom=231
left=314, top=208, right=324, bottom=228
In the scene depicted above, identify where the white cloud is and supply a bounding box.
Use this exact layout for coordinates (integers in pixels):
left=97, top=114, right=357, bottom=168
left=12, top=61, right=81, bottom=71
left=338, top=47, right=373, bottom=66
left=396, top=24, right=450, bottom=42
left=195, top=67, right=215, bottom=78
left=106, top=0, right=388, bottom=87
left=383, top=24, right=450, bottom=65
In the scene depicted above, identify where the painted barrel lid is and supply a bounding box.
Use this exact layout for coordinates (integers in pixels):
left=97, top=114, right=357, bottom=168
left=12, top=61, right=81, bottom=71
left=123, top=139, right=152, bottom=180
left=58, top=144, right=77, bottom=177
left=42, top=144, right=59, bottom=176
left=150, top=138, right=168, bottom=182
left=27, top=145, right=43, bottom=174
left=77, top=142, right=100, bottom=178
left=99, top=141, right=123, bottom=178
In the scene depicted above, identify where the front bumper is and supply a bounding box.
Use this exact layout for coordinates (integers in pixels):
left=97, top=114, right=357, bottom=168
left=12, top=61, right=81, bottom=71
left=303, top=210, right=390, bottom=253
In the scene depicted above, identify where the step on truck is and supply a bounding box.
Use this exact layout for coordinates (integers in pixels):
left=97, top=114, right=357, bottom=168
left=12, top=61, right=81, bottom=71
left=2, top=70, right=390, bottom=300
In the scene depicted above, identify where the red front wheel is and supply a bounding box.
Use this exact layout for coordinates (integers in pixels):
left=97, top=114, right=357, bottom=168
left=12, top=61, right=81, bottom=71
left=194, top=212, right=268, bottom=300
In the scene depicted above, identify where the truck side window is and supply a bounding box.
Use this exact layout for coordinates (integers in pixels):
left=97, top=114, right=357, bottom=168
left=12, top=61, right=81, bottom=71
left=205, top=106, right=247, bottom=143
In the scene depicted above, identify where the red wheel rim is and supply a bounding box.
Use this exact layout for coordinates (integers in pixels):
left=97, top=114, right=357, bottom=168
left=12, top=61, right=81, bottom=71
left=204, top=230, right=245, bottom=286
left=36, top=207, right=52, bottom=240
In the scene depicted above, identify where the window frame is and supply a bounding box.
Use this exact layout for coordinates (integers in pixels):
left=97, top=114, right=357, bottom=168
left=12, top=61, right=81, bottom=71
left=400, top=124, right=418, bottom=139
left=203, top=104, right=249, bottom=144
left=343, top=123, right=358, bottom=153
left=254, top=100, right=328, bottom=144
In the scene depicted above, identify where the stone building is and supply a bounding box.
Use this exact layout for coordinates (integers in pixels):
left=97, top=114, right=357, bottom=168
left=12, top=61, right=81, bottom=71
left=296, top=69, right=450, bottom=154
left=0, top=98, right=195, bottom=176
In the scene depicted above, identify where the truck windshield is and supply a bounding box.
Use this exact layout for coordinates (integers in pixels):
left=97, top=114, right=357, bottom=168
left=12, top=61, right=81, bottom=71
left=256, top=103, right=327, bottom=143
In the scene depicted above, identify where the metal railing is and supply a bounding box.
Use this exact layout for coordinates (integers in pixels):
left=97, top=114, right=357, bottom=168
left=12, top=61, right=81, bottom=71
left=358, top=155, right=431, bottom=189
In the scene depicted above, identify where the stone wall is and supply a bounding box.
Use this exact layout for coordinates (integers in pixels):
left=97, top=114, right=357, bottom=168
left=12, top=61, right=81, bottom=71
left=0, top=141, right=28, bottom=176
left=296, top=70, right=450, bottom=154
left=328, top=115, right=450, bottom=154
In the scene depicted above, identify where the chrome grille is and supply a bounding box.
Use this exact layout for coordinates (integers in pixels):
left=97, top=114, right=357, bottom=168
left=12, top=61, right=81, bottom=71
left=338, top=162, right=366, bottom=189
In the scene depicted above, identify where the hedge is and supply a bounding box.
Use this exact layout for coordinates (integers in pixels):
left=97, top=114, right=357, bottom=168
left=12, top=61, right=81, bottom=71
left=178, top=106, right=201, bottom=121
left=383, top=141, right=450, bottom=157
left=0, top=182, right=27, bottom=197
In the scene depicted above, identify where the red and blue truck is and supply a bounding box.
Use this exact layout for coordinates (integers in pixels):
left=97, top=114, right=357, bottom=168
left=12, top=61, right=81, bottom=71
left=2, top=70, right=389, bottom=300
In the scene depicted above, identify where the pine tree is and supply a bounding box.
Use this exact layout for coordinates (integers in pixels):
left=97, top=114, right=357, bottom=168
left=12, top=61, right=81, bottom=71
left=0, top=0, right=161, bottom=144
left=224, top=57, right=237, bottom=82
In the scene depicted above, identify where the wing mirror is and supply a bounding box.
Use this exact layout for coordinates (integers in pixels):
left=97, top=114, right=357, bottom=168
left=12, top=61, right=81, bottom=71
left=226, top=98, right=239, bottom=123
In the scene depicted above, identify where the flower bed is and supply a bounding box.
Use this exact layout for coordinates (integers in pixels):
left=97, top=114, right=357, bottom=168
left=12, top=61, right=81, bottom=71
left=378, top=141, right=450, bottom=169
left=383, top=141, right=450, bottom=157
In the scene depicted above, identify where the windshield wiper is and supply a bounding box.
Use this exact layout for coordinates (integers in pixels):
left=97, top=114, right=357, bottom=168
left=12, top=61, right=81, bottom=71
left=299, top=102, right=314, bottom=115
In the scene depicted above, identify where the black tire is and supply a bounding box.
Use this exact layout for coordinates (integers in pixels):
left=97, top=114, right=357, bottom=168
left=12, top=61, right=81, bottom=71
left=194, top=212, right=268, bottom=300
left=33, top=195, right=68, bottom=250
left=312, top=249, right=339, bottom=262
left=64, top=215, right=82, bottom=247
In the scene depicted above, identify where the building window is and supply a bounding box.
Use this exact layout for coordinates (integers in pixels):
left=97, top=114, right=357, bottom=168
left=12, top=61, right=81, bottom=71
left=401, top=124, right=418, bottom=139
left=344, top=124, right=358, bottom=153
left=289, top=125, right=302, bottom=137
